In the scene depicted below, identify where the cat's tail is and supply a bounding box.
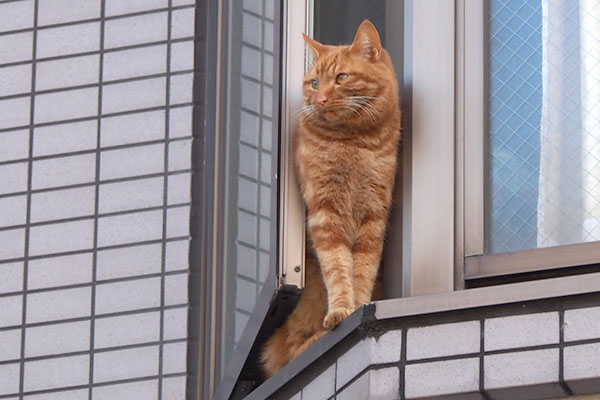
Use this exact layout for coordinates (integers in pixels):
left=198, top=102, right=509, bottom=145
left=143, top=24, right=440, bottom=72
left=260, top=324, right=292, bottom=378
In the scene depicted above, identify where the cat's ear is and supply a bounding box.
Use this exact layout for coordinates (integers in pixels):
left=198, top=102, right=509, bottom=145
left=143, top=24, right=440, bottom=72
left=350, top=19, right=382, bottom=61
left=302, top=33, right=327, bottom=59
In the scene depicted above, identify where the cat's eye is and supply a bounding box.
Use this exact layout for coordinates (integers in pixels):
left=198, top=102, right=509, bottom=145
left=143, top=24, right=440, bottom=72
left=311, top=79, right=319, bottom=90
left=336, top=73, right=349, bottom=84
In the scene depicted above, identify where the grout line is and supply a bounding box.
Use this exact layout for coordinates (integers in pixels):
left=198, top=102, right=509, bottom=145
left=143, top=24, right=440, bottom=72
left=558, top=309, right=574, bottom=396
left=400, top=328, right=407, bottom=400
left=17, top=0, right=37, bottom=397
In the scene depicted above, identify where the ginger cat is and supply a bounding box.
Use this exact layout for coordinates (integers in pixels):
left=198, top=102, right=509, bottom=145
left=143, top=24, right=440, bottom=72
left=261, top=20, right=401, bottom=378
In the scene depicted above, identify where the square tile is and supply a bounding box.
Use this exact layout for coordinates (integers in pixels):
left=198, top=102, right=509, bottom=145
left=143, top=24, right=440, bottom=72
left=93, top=345, right=158, bottom=383
left=102, top=77, right=166, bottom=114
left=408, top=321, right=480, bottom=360
left=36, top=54, right=99, bottom=91
left=37, top=22, right=100, bottom=58
left=162, top=376, right=186, bottom=400
left=165, top=239, right=189, bottom=271
left=38, top=0, right=100, bottom=26
left=94, top=311, right=160, bottom=348
left=564, top=343, right=600, bottom=382
left=25, top=320, right=90, bottom=357
left=171, top=7, right=195, bottom=39
left=0, top=31, right=33, bottom=64
left=302, top=363, right=335, bottom=400
left=169, top=73, right=193, bottom=105
left=29, top=219, right=94, bottom=256
left=0, top=0, right=34, bottom=33
left=24, top=354, right=89, bottom=392
left=0, top=295, right=22, bottom=328
left=170, top=40, right=194, bottom=72
left=163, top=307, right=187, bottom=340
left=0, top=96, right=30, bottom=130
left=564, top=306, right=600, bottom=342
left=100, top=143, right=164, bottom=181
left=0, top=329, right=21, bottom=362
left=485, top=312, right=559, bottom=351
left=32, top=153, right=96, bottom=190
left=484, top=349, right=558, bottom=390
left=0, top=194, right=27, bottom=228
left=28, top=253, right=93, bottom=290
left=105, top=0, right=166, bottom=16
left=30, top=186, right=96, bottom=223
left=33, top=119, right=97, bottom=157
left=0, top=129, right=29, bottom=162
left=93, top=380, right=158, bottom=400
left=95, top=277, right=161, bottom=314
left=0, top=64, right=32, bottom=96
left=167, top=172, right=191, bottom=204
left=97, top=209, right=163, bottom=247
left=168, top=106, right=192, bottom=138
left=337, top=368, right=401, bottom=400
left=0, top=228, right=25, bottom=261
left=0, top=363, right=20, bottom=396
left=104, top=12, right=168, bottom=49
left=100, top=109, right=165, bottom=147
left=168, top=139, right=191, bottom=172
left=103, top=44, right=166, bottom=82
left=0, top=262, right=23, bottom=294
left=162, top=342, right=187, bottom=374
left=26, top=287, right=91, bottom=323
left=166, top=205, right=190, bottom=238
left=165, top=273, right=188, bottom=306
left=34, top=87, right=98, bottom=124
left=405, top=358, right=479, bottom=399
left=98, top=176, right=163, bottom=214
left=96, top=243, right=162, bottom=280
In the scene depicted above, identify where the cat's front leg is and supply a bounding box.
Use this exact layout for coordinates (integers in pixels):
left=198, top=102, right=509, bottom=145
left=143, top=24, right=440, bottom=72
left=308, top=210, right=355, bottom=330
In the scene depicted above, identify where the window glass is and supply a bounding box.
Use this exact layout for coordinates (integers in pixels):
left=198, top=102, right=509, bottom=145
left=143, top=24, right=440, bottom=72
left=487, top=0, right=600, bottom=253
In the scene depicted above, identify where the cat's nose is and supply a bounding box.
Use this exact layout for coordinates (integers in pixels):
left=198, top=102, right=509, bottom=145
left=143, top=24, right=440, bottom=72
left=317, top=96, right=328, bottom=105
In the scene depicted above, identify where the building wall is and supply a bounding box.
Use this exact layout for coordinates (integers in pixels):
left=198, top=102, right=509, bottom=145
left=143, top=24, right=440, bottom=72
left=0, top=0, right=194, bottom=398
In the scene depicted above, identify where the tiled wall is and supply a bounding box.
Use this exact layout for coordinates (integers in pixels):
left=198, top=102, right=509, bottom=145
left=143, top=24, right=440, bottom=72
left=0, top=0, right=194, bottom=398
left=287, top=304, right=600, bottom=399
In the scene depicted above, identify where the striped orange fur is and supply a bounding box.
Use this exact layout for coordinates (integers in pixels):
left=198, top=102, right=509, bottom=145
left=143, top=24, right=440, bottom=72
left=261, top=20, right=401, bottom=378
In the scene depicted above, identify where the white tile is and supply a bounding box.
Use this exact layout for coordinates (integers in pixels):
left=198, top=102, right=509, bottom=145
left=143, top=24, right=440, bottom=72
left=168, top=139, right=191, bottom=171
left=337, top=370, right=369, bottom=400
left=95, top=277, right=160, bottom=314
left=28, top=253, right=92, bottom=290
left=0, top=363, right=20, bottom=396
left=564, top=343, right=600, bottom=381
left=302, top=363, right=335, bottom=400
left=30, top=186, right=96, bottom=222
left=0, top=64, right=32, bottom=96
left=0, top=262, right=23, bottom=294
left=0, top=329, right=20, bottom=362
left=0, top=31, right=33, bottom=64
left=371, top=330, right=403, bottom=364
left=167, top=205, right=190, bottom=238
left=38, top=0, right=100, bottom=26
left=36, top=54, right=99, bottom=91
left=167, top=172, right=191, bottom=204
left=0, top=96, right=30, bottom=130
left=484, top=349, right=558, bottom=390
left=165, top=239, right=189, bottom=271
left=37, top=22, right=100, bottom=58
left=101, top=109, right=165, bottom=147
left=170, top=40, right=194, bottom=72
left=405, top=358, right=479, bottom=399
left=171, top=7, right=195, bottom=39
left=97, top=209, right=163, bottom=247
left=0, top=295, right=22, bottom=328
left=0, top=228, right=25, bottom=260
left=105, top=0, right=166, bottom=16
left=93, top=380, right=158, bottom=400
left=26, top=287, right=91, bottom=323
left=25, top=320, right=90, bottom=357
left=0, top=162, right=28, bottom=197
left=25, top=389, right=88, bottom=400
left=337, top=339, right=371, bottom=390
left=408, top=321, right=479, bottom=360
left=94, top=311, right=160, bottom=348
left=29, top=219, right=94, bottom=256
left=0, top=194, right=27, bottom=228
left=163, top=342, right=187, bottom=374
left=0, top=129, right=29, bottom=162
left=96, top=243, right=162, bottom=280
left=102, top=77, right=166, bottom=114
left=169, top=72, right=193, bottom=105
left=164, top=307, right=187, bottom=340
left=103, top=44, right=166, bottom=81
left=168, top=106, right=192, bottom=138
left=165, top=272, right=188, bottom=306
left=34, top=87, right=98, bottom=124
left=242, top=13, right=261, bottom=48
left=100, top=143, right=164, bottom=180
left=32, top=153, right=96, bottom=190
left=24, top=354, right=89, bottom=392
left=93, top=346, right=158, bottom=383
left=172, top=0, right=195, bottom=5
left=564, top=306, right=600, bottom=342
left=338, top=367, right=401, bottom=400
left=0, top=0, right=34, bottom=32
left=243, top=0, right=262, bottom=15
left=98, top=176, right=163, bottom=214
left=33, top=119, right=97, bottom=157
left=162, top=376, right=186, bottom=400
left=104, top=12, right=168, bottom=49
left=485, top=312, right=559, bottom=351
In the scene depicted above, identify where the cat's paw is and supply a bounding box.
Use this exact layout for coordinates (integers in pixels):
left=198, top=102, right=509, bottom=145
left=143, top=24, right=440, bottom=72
left=323, top=307, right=353, bottom=330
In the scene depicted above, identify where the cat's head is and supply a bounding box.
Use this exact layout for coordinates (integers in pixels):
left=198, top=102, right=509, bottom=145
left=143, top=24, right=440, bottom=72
left=300, top=20, right=398, bottom=131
